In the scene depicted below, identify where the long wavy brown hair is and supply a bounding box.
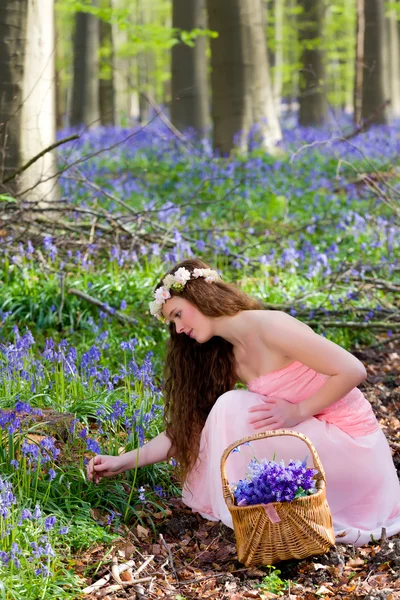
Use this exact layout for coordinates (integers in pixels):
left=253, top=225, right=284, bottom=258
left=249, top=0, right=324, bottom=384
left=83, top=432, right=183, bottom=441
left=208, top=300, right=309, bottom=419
left=156, top=258, right=263, bottom=482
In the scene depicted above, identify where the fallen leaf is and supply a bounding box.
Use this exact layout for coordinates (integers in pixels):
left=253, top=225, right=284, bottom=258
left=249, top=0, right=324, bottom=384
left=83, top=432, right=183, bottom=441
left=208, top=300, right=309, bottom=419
left=315, top=585, right=334, bottom=595
left=136, top=524, right=149, bottom=539
left=120, top=570, right=132, bottom=582
left=346, top=557, right=365, bottom=568
left=123, top=542, right=135, bottom=559
left=313, top=563, right=329, bottom=571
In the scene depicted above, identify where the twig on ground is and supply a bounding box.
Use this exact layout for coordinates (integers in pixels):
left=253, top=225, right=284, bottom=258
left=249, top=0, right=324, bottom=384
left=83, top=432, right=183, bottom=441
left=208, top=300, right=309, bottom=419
left=132, top=554, right=154, bottom=578
left=68, top=287, right=137, bottom=325
left=159, top=533, right=179, bottom=582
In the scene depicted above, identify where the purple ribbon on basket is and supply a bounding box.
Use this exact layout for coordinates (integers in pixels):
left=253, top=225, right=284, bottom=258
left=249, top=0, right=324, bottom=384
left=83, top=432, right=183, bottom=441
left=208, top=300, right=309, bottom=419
left=262, top=503, right=281, bottom=523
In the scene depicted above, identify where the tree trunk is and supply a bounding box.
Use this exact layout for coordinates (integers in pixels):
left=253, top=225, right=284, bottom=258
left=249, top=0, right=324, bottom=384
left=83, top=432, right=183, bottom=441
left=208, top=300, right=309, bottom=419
left=0, top=0, right=58, bottom=201
left=0, top=0, right=28, bottom=195
left=71, top=9, right=100, bottom=127
left=287, top=0, right=299, bottom=116
left=20, top=0, right=58, bottom=201
left=251, top=0, right=282, bottom=149
left=136, top=0, right=152, bottom=123
left=360, top=0, right=387, bottom=124
left=273, top=0, right=284, bottom=115
left=99, top=11, right=115, bottom=126
left=343, top=0, right=355, bottom=115
left=298, top=0, right=328, bottom=126
left=171, top=0, right=209, bottom=135
left=354, top=0, right=365, bottom=123
left=387, top=6, right=400, bottom=119
left=207, top=0, right=281, bottom=155
left=112, top=0, right=133, bottom=125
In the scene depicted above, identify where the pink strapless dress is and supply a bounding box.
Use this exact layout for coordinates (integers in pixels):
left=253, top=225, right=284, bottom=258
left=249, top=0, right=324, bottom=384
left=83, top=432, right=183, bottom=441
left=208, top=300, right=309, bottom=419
left=182, top=360, right=400, bottom=546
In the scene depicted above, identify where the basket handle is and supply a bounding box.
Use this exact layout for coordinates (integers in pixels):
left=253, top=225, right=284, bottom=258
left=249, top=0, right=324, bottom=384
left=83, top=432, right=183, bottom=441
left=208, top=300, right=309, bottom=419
left=220, top=429, right=327, bottom=506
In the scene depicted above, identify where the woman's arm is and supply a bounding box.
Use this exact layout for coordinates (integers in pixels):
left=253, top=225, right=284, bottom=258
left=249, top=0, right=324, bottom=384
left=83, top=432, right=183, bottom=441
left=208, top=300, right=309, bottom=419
left=119, top=430, right=175, bottom=470
left=258, top=311, right=367, bottom=421
left=87, top=431, right=175, bottom=483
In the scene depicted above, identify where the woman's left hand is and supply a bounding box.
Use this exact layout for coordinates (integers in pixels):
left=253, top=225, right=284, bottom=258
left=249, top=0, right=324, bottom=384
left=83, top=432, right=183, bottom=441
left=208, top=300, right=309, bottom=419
left=248, top=397, right=302, bottom=430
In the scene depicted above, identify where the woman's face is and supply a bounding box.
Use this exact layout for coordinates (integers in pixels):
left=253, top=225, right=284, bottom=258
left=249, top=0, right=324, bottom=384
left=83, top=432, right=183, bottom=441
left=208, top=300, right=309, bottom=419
left=162, top=297, right=212, bottom=343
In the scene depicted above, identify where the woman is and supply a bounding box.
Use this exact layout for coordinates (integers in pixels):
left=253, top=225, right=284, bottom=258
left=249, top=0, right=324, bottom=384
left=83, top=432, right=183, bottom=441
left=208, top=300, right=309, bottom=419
left=87, top=258, right=400, bottom=545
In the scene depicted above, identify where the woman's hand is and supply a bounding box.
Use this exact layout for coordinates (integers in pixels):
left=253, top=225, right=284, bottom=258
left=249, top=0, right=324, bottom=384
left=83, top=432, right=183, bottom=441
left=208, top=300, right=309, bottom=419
left=248, top=397, right=302, bottom=430
left=86, top=454, right=125, bottom=484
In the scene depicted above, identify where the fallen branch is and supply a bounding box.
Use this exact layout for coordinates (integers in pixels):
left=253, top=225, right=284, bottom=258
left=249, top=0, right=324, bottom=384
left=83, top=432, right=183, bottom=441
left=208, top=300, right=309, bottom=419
left=2, top=135, right=79, bottom=184
left=68, top=288, right=138, bottom=325
left=82, top=555, right=154, bottom=594
left=307, top=320, right=400, bottom=330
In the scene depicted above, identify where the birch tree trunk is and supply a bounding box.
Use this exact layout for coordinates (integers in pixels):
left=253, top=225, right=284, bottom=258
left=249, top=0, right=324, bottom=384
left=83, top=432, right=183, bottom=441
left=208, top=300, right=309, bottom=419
left=19, top=0, right=57, bottom=201
left=0, top=0, right=58, bottom=201
left=298, top=0, right=328, bottom=126
left=70, top=8, right=100, bottom=126
left=360, top=0, right=387, bottom=124
left=207, top=0, right=281, bottom=155
left=0, top=0, right=28, bottom=195
left=171, top=0, right=209, bottom=135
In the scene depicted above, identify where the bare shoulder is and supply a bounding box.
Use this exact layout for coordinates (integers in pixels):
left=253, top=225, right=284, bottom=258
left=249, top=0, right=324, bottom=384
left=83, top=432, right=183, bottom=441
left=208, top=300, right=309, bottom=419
left=242, top=310, right=312, bottom=332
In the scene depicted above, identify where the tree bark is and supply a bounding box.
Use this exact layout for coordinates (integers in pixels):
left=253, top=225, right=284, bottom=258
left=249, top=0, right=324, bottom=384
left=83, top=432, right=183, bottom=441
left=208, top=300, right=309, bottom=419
left=387, top=6, right=400, bottom=119
left=71, top=8, right=100, bottom=127
left=360, top=0, right=387, bottom=124
left=112, top=0, right=133, bottom=125
left=272, top=0, right=284, bottom=115
left=171, top=0, right=210, bottom=135
left=0, top=0, right=58, bottom=201
left=99, top=11, right=115, bottom=126
left=354, top=0, right=365, bottom=123
left=136, top=0, right=153, bottom=123
left=298, top=0, right=328, bottom=126
left=251, top=0, right=282, bottom=148
left=207, top=0, right=281, bottom=155
left=0, top=0, right=28, bottom=195
left=343, top=0, right=354, bottom=114
left=19, top=0, right=58, bottom=201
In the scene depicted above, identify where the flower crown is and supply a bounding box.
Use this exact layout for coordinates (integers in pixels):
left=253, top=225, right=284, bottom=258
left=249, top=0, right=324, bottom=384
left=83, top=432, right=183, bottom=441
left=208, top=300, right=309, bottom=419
left=149, top=267, right=220, bottom=321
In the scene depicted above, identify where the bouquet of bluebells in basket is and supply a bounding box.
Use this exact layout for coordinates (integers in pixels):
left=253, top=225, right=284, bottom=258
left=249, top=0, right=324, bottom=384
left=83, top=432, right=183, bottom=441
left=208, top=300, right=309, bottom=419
left=232, top=452, right=318, bottom=507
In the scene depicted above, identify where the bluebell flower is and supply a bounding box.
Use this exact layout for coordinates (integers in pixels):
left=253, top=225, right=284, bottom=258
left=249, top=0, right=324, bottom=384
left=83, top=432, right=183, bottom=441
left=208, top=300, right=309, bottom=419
left=138, top=486, right=146, bottom=502
left=232, top=458, right=317, bottom=507
left=32, top=504, right=42, bottom=520
left=44, top=516, right=56, bottom=532
left=59, top=526, right=69, bottom=535
left=86, top=438, right=101, bottom=454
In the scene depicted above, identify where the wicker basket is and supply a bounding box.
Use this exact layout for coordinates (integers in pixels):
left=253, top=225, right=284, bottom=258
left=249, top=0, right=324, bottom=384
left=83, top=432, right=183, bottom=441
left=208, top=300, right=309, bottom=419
left=221, top=429, right=336, bottom=566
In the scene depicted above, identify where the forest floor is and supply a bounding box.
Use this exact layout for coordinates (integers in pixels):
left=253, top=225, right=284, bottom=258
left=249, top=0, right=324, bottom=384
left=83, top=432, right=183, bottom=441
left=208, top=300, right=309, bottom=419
left=79, top=339, right=400, bottom=600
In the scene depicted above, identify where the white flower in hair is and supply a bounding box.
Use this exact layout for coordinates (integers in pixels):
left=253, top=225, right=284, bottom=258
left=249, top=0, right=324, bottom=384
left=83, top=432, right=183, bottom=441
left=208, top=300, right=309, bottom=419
left=154, top=287, right=171, bottom=303
left=149, top=266, right=221, bottom=320
left=149, top=300, right=162, bottom=317
left=193, top=268, right=219, bottom=282
left=173, top=267, right=191, bottom=285
left=163, top=274, right=176, bottom=289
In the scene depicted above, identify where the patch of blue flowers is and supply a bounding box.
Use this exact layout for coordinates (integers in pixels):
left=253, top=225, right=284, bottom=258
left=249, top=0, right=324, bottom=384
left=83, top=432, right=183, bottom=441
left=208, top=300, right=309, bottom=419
left=233, top=458, right=318, bottom=506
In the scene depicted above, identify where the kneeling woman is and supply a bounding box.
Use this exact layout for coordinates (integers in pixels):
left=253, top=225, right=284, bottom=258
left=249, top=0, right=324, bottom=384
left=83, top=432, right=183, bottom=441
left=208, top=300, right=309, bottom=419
left=87, top=259, right=400, bottom=545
